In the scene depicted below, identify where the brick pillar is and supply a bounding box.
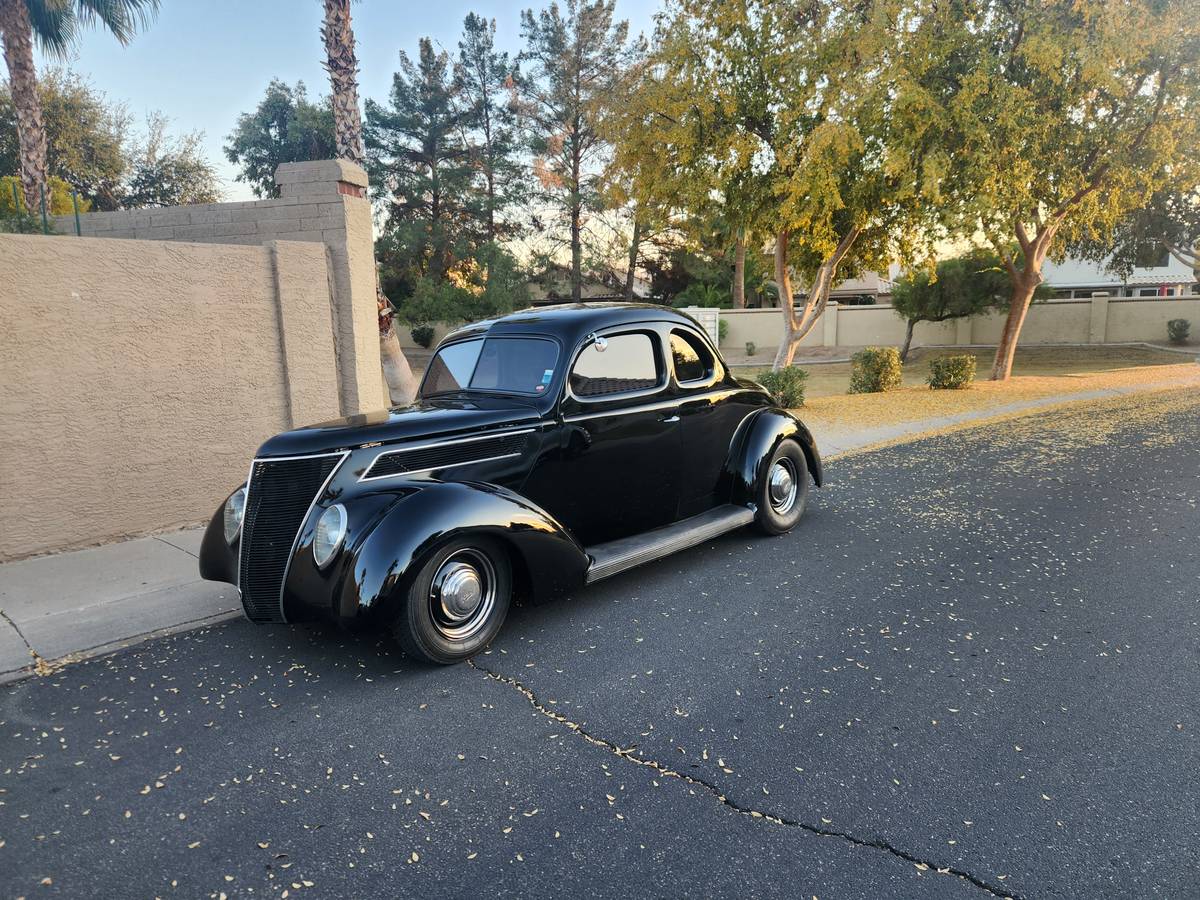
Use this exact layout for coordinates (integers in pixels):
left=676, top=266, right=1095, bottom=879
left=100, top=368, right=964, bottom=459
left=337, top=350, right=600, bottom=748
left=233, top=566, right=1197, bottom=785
left=274, top=160, right=384, bottom=416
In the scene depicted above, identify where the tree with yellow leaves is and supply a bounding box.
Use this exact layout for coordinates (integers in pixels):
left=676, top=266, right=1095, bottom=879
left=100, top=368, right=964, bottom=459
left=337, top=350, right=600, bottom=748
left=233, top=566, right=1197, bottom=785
left=610, top=0, right=941, bottom=369
left=905, top=0, right=1200, bottom=380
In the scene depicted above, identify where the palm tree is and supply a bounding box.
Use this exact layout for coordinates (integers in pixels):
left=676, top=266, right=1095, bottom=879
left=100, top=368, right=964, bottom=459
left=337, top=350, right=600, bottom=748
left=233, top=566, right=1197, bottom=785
left=0, top=0, right=158, bottom=212
left=320, top=0, right=416, bottom=406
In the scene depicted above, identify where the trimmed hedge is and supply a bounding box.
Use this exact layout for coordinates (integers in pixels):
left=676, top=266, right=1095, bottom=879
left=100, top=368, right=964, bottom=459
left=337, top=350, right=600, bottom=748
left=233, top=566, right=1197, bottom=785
left=411, top=324, right=436, bottom=348
left=849, top=347, right=903, bottom=394
left=758, top=367, right=809, bottom=408
left=927, top=354, right=976, bottom=390
left=1167, top=318, right=1190, bottom=345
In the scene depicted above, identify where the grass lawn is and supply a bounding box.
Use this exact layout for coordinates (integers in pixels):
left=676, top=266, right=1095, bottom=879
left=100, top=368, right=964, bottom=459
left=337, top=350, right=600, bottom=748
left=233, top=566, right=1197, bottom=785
left=731, top=345, right=1199, bottom=442
left=732, top=345, right=1192, bottom=399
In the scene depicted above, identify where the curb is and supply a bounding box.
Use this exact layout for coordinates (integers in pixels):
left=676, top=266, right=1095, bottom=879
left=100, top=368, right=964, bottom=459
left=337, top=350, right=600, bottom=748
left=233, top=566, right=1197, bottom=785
left=2, top=375, right=1195, bottom=688
left=0, top=609, right=241, bottom=687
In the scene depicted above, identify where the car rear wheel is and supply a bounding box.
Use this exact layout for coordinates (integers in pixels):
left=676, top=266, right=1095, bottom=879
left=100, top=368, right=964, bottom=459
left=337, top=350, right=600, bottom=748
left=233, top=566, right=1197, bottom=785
left=753, top=440, right=810, bottom=535
left=393, top=536, right=512, bottom=664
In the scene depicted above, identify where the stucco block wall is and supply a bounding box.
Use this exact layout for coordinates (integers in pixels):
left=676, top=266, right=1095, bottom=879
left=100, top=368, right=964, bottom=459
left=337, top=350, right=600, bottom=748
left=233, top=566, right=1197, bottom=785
left=50, top=159, right=385, bottom=416
left=1106, top=298, right=1200, bottom=342
left=717, top=298, right=1198, bottom=352
left=969, top=300, right=1093, bottom=345
left=721, top=308, right=823, bottom=352
left=0, top=233, right=339, bottom=561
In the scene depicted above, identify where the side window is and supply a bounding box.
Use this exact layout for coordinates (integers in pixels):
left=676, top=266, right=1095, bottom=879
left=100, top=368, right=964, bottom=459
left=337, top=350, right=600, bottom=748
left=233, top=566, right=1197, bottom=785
left=570, top=332, right=661, bottom=399
left=670, top=329, right=715, bottom=383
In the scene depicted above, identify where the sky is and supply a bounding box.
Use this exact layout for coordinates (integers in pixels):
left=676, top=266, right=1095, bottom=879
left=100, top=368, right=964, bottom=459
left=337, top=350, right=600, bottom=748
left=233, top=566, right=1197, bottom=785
left=36, top=0, right=662, bottom=201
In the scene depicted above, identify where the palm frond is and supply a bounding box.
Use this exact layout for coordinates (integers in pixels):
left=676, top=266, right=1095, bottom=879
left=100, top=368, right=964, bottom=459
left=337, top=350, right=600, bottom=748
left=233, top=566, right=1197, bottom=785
left=72, top=0, right=161, bottom=45
left=25, top=0, right=79, bottom=60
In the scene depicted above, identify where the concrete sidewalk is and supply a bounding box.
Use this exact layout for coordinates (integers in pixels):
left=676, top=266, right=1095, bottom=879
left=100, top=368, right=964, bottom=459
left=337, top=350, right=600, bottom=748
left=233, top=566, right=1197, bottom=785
left=0, top=529, right=237, bottom=682
left=1, top=376, right=1192, bottom=684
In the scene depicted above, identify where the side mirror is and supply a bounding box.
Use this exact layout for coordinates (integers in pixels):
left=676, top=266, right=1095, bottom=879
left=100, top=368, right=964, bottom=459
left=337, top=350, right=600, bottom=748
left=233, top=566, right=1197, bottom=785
left=592, top=335, right=608, bottom=352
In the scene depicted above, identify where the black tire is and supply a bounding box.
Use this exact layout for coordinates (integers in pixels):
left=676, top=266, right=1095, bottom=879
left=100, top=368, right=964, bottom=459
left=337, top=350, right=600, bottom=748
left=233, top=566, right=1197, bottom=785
left=393, top=536, right=512, bottom=665
left=753, top=439, right=810, bottom=535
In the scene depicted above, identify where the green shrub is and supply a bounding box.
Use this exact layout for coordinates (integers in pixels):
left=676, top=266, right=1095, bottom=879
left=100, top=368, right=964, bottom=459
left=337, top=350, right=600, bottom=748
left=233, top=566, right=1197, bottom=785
left=0, top=175, right=88, bottom=217
left=718, top=319, right=729, bottom=345
left=1167, top=318, right=1190, bottom=345
left=745, top=341, right=757, bottom=357
left=0, top=210, right=45, bottom=234
left=410, top=324, right=436, bottom=348
left=849, top=346, right=903, bottom=394
left=757, top=367, right=809, bottom=408
left=927, top=354, right=976, bottom=390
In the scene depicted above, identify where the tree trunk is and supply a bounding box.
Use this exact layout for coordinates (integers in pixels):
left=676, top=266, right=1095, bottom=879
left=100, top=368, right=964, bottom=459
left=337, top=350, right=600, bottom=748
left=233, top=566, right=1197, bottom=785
left=321, top=0, right=366, bottom=166
left=772, top=231, right=798, bottom=369
left=0, top=0, right=48, bottom=212
left=990, top=274, right=1040, bottom=380
left=377, top=286, right=418, bottom=406
left=324, top=0, right=416, bottom=407
left=570, top=204, right=582, bottom=302
left=732, top=230, right=746, bottom=309
left=624, top=215, right=641, bottom=301
left=486, top=167, right=496, bottom=244
left=772, top=226, right=860, bottom=370
left=900, top=319, right=917, bottom=362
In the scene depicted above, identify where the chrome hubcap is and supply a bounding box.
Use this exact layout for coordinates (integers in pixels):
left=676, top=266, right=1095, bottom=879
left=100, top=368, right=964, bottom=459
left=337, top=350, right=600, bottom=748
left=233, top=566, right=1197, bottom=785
left=768, top=459, right=798, bottom=514
left=430, top=550, right=496, bottom=641
left=438, top=563, right=483, bottom=621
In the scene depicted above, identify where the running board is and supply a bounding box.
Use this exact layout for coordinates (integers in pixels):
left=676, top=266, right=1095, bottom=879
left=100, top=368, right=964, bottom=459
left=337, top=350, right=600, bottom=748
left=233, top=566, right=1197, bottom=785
left=585, top=505, right=755, bottom=584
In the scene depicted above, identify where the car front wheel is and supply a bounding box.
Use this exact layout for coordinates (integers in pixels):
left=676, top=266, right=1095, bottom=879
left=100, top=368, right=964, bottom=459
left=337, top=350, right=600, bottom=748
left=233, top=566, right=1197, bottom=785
left=393, top=536, right=512, bottom=664
left=753, top=440, right=810, bottom=535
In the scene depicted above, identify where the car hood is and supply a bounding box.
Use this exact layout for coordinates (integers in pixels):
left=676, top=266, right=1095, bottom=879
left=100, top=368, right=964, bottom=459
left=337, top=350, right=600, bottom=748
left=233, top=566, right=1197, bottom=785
left=255, top=396, right=544, bottom=458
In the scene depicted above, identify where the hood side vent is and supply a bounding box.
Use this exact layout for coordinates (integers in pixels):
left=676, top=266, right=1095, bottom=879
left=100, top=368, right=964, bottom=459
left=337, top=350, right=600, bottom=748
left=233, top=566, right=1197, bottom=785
left=363, top=431, right=531, bottom=481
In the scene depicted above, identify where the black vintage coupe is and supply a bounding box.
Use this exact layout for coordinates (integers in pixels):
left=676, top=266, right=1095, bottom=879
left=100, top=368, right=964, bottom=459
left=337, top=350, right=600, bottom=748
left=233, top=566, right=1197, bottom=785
left=200, top=303, right=822, bottom=664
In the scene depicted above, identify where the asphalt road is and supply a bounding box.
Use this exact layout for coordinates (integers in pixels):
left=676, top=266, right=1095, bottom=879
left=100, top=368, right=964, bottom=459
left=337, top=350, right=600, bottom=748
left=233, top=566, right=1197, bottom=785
left=2, top=389, right=1197, bottom=900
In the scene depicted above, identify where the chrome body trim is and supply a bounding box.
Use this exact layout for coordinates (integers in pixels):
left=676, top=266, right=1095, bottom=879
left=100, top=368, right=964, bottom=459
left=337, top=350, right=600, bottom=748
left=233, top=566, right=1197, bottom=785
left=585, top=505, right=754, bottom=583
left=563, top=395, right=696, bottom=423
left=359, top=428, right=538, bottom=482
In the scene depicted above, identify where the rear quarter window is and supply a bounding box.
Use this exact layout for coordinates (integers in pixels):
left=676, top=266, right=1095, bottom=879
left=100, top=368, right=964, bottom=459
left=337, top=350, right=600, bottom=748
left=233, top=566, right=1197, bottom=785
left=670, top=329, right=716, bottom=383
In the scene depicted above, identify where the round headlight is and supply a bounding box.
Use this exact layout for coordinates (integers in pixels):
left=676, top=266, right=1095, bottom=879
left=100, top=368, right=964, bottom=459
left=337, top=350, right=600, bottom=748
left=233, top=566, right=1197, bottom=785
left=223, top=486, right=247, bottom=545
left=312, top=504, right=348, bottom=569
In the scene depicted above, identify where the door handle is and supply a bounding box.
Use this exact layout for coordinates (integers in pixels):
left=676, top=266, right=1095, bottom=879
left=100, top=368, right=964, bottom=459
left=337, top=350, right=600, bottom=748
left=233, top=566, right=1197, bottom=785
left=660, top=414, right=680, bottom=423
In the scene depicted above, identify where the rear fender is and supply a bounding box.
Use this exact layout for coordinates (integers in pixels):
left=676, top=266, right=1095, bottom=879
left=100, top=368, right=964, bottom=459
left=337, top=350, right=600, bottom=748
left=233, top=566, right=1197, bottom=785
left=727, top=408, right=824, bottom=508
left=336, top=480, right=589, bottom=622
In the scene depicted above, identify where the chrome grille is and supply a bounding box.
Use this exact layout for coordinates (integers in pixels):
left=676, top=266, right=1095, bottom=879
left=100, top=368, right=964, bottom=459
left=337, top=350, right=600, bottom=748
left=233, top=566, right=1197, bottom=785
left=363, top=432, right=530, bottom=480
left=239, top=453, right=344, bottom=623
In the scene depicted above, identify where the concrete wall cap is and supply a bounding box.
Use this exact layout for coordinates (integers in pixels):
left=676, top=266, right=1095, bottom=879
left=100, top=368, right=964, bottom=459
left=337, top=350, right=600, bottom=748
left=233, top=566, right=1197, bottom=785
left=274, top=159, right=368, bottom=188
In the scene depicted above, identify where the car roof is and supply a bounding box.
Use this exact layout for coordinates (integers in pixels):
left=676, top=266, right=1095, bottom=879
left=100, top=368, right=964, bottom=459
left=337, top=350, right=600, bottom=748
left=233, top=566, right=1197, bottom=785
left=441, top=302, right=706, bottom=347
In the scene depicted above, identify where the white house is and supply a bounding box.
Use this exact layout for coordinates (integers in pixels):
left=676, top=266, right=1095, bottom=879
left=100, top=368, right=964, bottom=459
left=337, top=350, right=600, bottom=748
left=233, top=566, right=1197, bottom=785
left=1041, top=253, right=1197, bottom=298
left=826, top=254, right=1198, bottom=304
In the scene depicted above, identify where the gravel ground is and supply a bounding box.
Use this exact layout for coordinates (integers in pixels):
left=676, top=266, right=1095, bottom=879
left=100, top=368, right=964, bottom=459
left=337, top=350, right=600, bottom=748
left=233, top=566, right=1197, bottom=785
left=2, top=389, right=1197, bottom=899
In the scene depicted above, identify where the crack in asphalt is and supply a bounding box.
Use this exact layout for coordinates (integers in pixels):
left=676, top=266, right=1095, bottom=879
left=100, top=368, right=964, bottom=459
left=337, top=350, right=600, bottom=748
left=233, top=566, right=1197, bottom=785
left=468, top=657, right=1020, bottom=900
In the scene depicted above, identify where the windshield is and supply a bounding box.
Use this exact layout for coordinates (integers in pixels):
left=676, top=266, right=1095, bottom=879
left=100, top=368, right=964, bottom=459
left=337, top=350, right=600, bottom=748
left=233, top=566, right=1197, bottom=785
left=419, top=337, right=560, bottom=398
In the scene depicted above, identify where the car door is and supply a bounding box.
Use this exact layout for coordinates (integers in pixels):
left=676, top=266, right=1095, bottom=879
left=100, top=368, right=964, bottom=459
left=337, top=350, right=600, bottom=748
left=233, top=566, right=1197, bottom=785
left=520, top=328, right=682, bottom=547
left=669, top=326, right=756, bottom=518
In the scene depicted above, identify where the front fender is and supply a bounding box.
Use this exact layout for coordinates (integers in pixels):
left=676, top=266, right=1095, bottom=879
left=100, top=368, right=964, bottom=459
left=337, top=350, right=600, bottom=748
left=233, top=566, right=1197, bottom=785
left=334, top=480, right=589, bottom=623
left=198, top=488, right=240, bottom=584
left=728, top=408, right=824, bottom=507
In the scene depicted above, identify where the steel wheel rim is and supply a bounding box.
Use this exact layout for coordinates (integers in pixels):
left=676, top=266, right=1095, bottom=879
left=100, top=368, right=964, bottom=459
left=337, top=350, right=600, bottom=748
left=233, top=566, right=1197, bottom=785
left=768, top=458, right=799, bottom=514
left=429, top=549, right=497, bottom=641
